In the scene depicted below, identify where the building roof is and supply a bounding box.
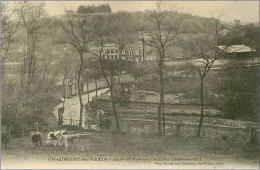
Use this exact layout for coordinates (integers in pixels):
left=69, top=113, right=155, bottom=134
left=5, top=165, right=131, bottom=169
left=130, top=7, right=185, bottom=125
left=217, top=45, right=256, bottom=53
left=104, top=43, right=118, bottom=47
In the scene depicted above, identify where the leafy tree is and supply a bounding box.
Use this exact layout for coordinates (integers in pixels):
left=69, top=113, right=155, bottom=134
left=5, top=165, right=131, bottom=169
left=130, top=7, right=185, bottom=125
left=77, top=4, right=111, bottom=14
left=221, top=61, right=258, bottom=121
left=19, top=2, right=49, bottom=93
left=1, top=2, right=59, bottom=136
left=242, top=24, right=259, bottom=63
left=1, top=2, right=21, bottom=78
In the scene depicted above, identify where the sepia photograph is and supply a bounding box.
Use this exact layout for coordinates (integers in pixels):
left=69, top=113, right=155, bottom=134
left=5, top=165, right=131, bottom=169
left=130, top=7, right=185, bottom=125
left=1, top=1, right=259, bottom=169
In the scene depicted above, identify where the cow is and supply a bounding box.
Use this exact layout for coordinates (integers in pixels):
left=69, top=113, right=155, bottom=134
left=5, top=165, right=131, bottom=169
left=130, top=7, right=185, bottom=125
left=31, top=131, right=42, bottom=149
left=46, top=130, right=68, bottom=146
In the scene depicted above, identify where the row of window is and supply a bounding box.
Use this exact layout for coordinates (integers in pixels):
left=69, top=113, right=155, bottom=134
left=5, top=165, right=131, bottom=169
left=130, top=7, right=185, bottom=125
left=101, top=55, right=156, bottom=61
left=105, top=49, right=119, bottom=54
left=102, top=55, right=139, bottom=60
left=122, top=50, right=140, bottom=55
left=92, top=48, right=142, bottom=56
left=105, top=49, right=141, bottom=55
left=102, top=55, right=119, bottom=60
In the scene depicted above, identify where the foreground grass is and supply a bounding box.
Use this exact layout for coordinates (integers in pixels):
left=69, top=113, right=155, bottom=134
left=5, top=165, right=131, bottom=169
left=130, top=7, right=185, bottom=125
left=2, top=131, right=258, bottom=169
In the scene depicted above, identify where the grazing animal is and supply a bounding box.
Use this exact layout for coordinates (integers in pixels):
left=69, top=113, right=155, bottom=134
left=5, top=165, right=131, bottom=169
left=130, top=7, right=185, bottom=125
left=31, top=132, right=42, bottom=149
left=47, top=130, right=68, bottom=146
left=61, top=134, right=80, bottom=150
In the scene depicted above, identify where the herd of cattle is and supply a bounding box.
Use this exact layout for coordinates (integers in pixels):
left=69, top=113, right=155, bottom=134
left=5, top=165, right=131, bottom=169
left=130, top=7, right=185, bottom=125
left=31, top=130, right=89, bottom=151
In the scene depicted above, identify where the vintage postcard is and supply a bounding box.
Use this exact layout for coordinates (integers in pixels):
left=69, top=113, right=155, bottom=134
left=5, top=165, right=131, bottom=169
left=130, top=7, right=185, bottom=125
left=1, top=1, right=259, bottom=169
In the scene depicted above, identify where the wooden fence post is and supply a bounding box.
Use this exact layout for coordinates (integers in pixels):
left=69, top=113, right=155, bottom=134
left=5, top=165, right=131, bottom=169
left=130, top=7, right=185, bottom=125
left=36, top=122, right=39, bottom=132
left=176, top=124, right=180, bottom=136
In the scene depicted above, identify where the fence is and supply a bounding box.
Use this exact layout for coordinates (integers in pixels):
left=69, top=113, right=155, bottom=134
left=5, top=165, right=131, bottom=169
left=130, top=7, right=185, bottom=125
left=106, top=120, right=257, bottom=145
left=8, top=115, right=257, bottom=147
left=63, top=119, right=80, bottom=126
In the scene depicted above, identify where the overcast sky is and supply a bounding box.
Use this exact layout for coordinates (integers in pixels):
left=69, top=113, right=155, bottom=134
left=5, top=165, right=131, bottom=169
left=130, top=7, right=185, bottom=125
left=8, top=1, right=259, bottom=23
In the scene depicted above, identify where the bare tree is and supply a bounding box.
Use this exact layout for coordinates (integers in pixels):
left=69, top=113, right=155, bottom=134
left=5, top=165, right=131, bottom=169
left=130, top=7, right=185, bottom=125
left=194, top=16, right=229, bottom=137
left=143, top=2, right=183, bottom=135
left=92, top=14, right=134, bottom=132
left=61, top=9, right=93, bottom=128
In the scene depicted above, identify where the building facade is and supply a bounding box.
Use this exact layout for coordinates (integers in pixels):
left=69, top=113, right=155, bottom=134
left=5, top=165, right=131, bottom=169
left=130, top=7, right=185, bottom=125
left=89, top=43, right=157, bottom=62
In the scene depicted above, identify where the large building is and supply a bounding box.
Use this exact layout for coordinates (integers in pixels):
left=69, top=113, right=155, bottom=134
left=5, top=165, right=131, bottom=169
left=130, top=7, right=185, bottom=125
left=89, top=43, right=157, bottom=62
left=89, top=43, right=120, bottom=60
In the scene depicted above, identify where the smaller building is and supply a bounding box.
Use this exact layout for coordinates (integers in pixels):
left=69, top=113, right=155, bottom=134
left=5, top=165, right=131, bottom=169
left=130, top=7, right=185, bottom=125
left=145, top=51, right=157, bottom=61
left=63, top=77, right=78, bottom=98
left=217, top=45, right=256, bottom=59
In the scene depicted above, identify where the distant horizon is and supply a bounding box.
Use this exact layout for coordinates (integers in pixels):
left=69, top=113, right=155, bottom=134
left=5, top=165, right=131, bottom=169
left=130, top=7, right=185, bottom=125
left=5, top=1, right=259, bottom=24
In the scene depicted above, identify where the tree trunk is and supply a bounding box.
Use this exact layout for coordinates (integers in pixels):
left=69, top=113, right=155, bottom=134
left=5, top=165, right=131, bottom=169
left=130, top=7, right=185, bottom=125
left=197, top=77, right=204, bottom=137
left=87, top=76, right=89, bottom=103
left=161, top=51, right=166, bottom=135
left=95, top=76, right=98, bottom=98
left=110, top=75, right=120, bottom=132
left=81, top=82, right=84, bottom=93
left=158, top=105, right=162, bottom=135
left=142, top=34, right=145, bottom=62
left=78, top=54, right=84, bottom=128
left=158, top=59, right=164, bottom=136
left=2, top=64, right=5, bottom=83
left=117, top=72, right=120, bottom=83
left=162, top=105, right=165, bottom=134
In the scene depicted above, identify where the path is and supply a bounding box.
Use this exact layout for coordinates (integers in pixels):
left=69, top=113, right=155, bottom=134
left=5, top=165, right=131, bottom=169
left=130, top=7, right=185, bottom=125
left=52, top=74, right=135, bottom=128
left=53, top=88, right=109, bottom=129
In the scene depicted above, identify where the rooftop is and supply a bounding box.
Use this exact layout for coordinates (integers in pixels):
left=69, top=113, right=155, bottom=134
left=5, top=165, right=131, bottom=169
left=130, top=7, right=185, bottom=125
left=103, top=43, right=118, bottom=47
left=217, top=45, right=256, bottom=53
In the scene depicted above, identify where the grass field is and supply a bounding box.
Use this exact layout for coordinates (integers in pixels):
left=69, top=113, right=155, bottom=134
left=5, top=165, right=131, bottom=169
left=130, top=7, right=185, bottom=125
left=1, top=131, right=258, bottom=169
left=2, top=72, right=258, bottom=169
